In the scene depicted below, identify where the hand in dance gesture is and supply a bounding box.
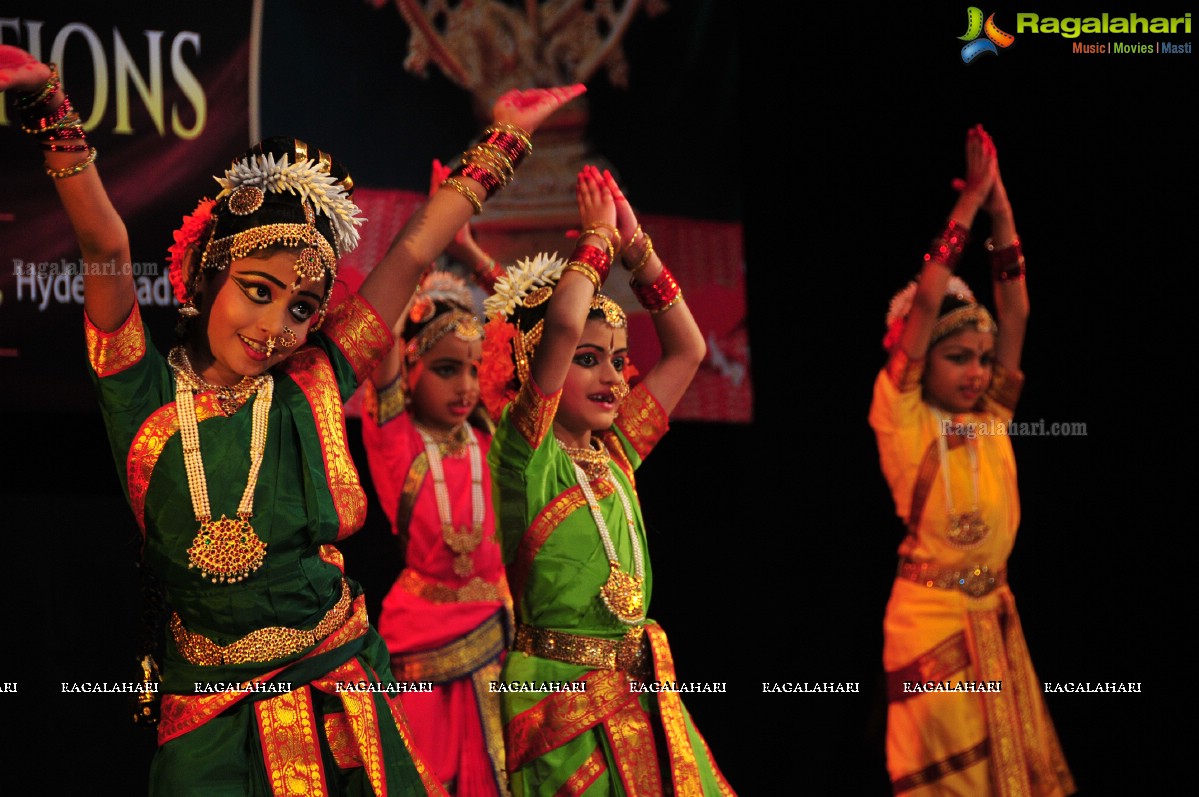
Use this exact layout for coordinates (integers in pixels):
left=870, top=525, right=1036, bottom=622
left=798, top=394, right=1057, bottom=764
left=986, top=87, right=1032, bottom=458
left=0, top=45, right=50, bottom=91
left=492, top=85, right=585, bottom=134
left=576, top=164, right=616, bottom=234
left=601, top=169, right=639, bottom=253
left=982, top=147, right=1012, bottom=220
left=951, top=123, right=998, bottom=207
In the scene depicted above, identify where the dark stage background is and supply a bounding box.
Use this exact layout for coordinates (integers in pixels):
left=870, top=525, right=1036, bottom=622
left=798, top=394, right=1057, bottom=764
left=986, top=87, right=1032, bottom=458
left=3, top=1, right=1193, bottom=793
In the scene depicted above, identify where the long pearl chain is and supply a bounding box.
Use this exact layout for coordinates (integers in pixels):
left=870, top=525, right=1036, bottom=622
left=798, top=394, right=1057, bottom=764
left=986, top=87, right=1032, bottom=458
left=172, top=349, right=272, bottom=583
left=560, top=438, right=646, bottom=625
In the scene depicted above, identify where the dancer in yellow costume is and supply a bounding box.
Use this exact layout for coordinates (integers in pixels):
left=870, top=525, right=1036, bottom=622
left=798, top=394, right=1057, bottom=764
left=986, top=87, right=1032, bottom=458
left=869, top=125, right=1075, bottom=796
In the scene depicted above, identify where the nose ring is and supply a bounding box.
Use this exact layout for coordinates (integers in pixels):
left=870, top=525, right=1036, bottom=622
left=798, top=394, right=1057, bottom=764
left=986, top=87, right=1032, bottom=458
left=612, top=381, right=630, bottom=402
left=275, top=327, right=297, bottom=350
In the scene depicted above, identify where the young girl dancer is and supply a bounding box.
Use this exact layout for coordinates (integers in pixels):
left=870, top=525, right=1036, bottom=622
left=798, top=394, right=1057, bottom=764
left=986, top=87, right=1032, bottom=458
left=481, top=165, right=735, bottom=794
left=360, top=261, right=510, bottom=795
left=869, top=124, right=1075, bottom=796
left=2, top=43, right=579, bottom=794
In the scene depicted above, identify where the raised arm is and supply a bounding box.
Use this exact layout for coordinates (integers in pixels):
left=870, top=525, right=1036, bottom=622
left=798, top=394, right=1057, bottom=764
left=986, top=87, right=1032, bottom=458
left=2, top=46, right=132, bottom=330
left=603, top=169, right=705, bottom=414
left=358, top=85, right=585, bottom=328
left=529, top=165, right=614, bottom=395
left=899, top=124, right=997, bottom=360
left=983, top=152, right=1027, bottom=372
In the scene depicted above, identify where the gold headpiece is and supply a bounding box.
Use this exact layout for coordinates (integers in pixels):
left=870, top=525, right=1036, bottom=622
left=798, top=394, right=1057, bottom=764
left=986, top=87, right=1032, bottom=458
left=406, top=310, right=483, bottom=364
left=195, top=143, right=363, bottom=329
left=931, top=304, right=996, bottom=346
left=590, top=293, right=626, bottom=329
left=883, top=276, right=996, bottom=350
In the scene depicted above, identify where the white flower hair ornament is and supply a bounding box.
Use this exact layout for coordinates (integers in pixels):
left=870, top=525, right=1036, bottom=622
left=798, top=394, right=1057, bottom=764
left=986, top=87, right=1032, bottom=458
left=883, top=276, right=979, bottom=351
left=484, top=251, right=567, bottom=321
left=214, top=153, right=365, bottom=256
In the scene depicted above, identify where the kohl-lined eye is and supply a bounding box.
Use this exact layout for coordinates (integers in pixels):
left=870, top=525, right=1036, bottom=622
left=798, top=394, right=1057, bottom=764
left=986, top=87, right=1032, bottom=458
left=235, top=278, right=273, bottom=304
left=290, top=301, right=315, bottom=323
left=573, top=352, right=598, bottom=367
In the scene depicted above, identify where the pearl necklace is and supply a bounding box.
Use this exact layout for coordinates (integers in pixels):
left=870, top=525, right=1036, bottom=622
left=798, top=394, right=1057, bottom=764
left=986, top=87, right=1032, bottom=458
left=171, top=347, right=272, bottom=583
left=934, top=410, right=990, bottom=548
left=558, top=437, right=645, bottom=625
left=417, top=422, right=484, bottom=578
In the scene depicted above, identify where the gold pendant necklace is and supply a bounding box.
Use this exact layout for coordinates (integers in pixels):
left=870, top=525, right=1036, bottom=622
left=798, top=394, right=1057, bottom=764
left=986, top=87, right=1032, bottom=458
left=418, top=422, right=484, bottom=578
left=559, top=437, right=645, bottom=625
left=935, top=410, right=991, bottom=549
left=172, top=347, right=272, bottom=583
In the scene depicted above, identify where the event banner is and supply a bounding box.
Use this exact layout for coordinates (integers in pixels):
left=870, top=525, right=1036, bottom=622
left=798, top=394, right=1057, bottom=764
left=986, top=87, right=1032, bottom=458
left=0, top=3, right=258, bottom=412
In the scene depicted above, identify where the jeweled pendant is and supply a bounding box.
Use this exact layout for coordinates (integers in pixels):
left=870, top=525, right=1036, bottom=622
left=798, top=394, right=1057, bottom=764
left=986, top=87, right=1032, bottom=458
left=600, top=561, right=644, bottom=623
left=453, top=553, right=475, bottom=578
left=946, top=511, right=990, bottom=548
left=187, top=514, right=268, bottom=583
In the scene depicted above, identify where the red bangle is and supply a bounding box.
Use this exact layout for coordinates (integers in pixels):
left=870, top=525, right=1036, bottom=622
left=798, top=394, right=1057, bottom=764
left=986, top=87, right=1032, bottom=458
left=481, top=125, right=531, bottom=166
left=458, top=163, right=503, bottom=195
left=924, top=219, right=970, bottom=271
left=568, top=243, right=611, bottom=285
left=631, top=264, right=683, bottom=315
left=987, top=237, right=1025, bottom=282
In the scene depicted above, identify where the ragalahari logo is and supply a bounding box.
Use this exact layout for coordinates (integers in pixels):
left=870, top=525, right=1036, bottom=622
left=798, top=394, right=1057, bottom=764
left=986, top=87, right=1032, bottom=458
left=959, top=7, right=1016, bottom=62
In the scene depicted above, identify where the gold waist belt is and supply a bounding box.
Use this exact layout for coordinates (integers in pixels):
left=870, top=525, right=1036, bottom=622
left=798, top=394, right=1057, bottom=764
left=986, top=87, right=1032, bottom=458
left=171, top=580, right=353, bottom=666
left=399, top=568, right=502, bottom=604
left=897, top=559, right=1007, bottom=598
left=513, top=624, right=647, bottom=675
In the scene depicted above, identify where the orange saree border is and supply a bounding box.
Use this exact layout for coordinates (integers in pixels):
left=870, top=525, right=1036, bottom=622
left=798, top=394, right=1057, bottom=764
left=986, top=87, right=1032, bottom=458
left=284, top=348, right=367, bottom=539
left=505, top=669, right=636, bottom=772
left=127, top=392, right=224, bottom=534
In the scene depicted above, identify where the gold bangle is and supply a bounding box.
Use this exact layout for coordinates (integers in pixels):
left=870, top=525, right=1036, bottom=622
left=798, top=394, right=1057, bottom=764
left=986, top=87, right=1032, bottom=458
left=16, top=63, right=59, bottom=109
left=563, top=262, right=601, bottom=293
left=441, top=177, right=483, bottom=214
left=484, top=123, right=533, bottom=152
left=626, top=237, right=654, bottom=274
left=45, top=146, right=98, bottom=179
left=581, top=228, right=615, bottom=263
left=622, top=224, right=643, bottom=254
left=585, top=221, right=621, bottom=253
left=649, top=291, right=683, bottom=316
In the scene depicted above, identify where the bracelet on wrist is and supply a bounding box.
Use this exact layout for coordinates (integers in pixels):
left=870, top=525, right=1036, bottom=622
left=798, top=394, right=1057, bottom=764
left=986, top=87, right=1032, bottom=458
left=568, top=243, right=611, bottom=286
left=986, top=237, right=1025, bottom=282
left=440, top=177, right=483, bottom=214
left=45, top=146, right=98, bottom=179
left=631, top=263, right=683, bottom=315
left=14, top=63, right=60, bottom=110
left=923, top=219, right=970, bottom=271
left=563, top=262, right=601, bottom=293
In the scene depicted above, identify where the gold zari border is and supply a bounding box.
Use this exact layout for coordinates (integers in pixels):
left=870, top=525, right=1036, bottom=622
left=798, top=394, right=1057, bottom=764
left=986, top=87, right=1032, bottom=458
left=284, top=349, right=367, bottom=538
left=391, top=610, right=507, bottom=684
left=614, top=382, right=668, bottom=461
left=256, top=687, right=330, bottom=796
left=172, top=580, right=351, bottom=667
left=321, top=292, right=393, bottom=385
left=86, top=302, right=146, bottom=377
